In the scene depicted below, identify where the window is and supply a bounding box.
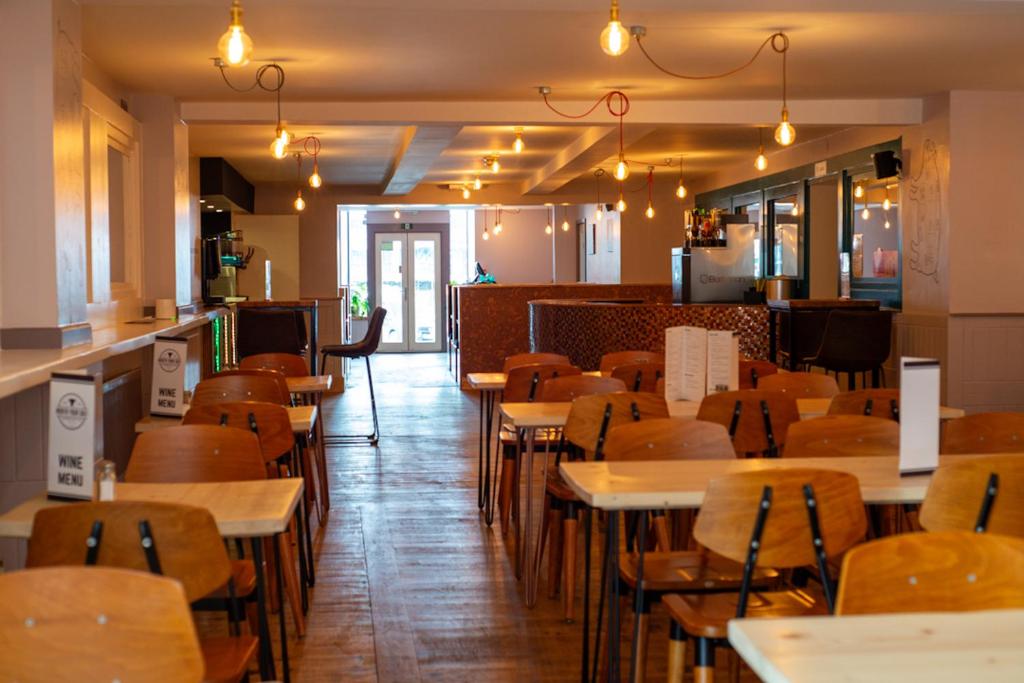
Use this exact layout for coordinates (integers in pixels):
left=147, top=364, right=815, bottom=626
left=107, top=147, right=126, bottom=283
left=850, top=172, right=899, bottom=280
left=770, top=194, right=801, bottom=278
left=337, top=208, right=368, bottom=317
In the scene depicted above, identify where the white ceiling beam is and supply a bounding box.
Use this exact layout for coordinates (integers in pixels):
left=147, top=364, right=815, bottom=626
left=380, top=125, right=462, bottom=196
left=180, top=98, right=923, bottom=127
left=521, top=125, right=656, bottom=195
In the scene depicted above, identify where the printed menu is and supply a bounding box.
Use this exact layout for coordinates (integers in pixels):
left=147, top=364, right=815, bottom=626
left=665, top=326, right=738, bottom=401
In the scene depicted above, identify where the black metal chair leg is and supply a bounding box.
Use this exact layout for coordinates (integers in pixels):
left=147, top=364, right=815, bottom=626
left=322, top=353, right=382, bottom=446
left=365, top=356, right=380, bottom=445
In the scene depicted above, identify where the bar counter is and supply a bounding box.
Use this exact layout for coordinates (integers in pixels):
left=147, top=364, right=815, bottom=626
left=529, top=299, right=768, bottom=370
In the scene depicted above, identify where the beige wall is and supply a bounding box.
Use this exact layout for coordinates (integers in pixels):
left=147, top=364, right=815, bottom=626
left=255, top=184, right=339, bottom=298
left=620, top=181, right=693, bottom=284
left=807, top=177, right=840, bottom=298
left=234, top=214, right=301, bottom=301
left=577, top=203, right=621, bottom=283
left=474, top=207, right=576, bottom=283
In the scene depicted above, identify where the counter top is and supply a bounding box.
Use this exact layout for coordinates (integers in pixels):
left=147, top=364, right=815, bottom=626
left=0, top=308, right=227, bottom=400
left=767, top=298, right=880, bottom=311
left=529, top=299, right=759, bottom=308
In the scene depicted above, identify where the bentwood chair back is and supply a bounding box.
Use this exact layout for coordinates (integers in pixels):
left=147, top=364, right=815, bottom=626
left=696, top=389, right=800, bottom=457
left=758, top=371, right=839, bottom=399
left=502, top=352, right=570, bottom=373
left=610, top=361, right=665, bottom=393
left=184, top=401, right=295, bottom=464
left=503, top=363, right=581, bottom=402
left=0, top=567, right=204, bottom=683
left=563, top=392, right=670, bottom=456
left=827, top=388, right=900, bottom=420
left=193, top=372, right=290, bottom=407
left=836, top=530, right=1024, bottom=615
left=919, top=455, right=1024, bottom=537
left=537, top=374, right=625, bottom=402
left=941, top=412, right=1024, bottom=454
left=240, top=352, right=309, bottom=377
left=784, top=415, right=899, bottom=458
left=739, top=359, right=778, bottom=389
left=603, top=418, right=735, bottom=463
left=126, top=425, right=267, bottom=483
left=599, top=350, right=664, bottom=373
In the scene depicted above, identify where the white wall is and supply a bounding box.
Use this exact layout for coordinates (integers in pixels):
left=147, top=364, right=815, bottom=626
left=577, top=203, right=621, bottom=283
left=473, top=207, right=576, bottom=283
left=234, top=214, right=301, bottom=301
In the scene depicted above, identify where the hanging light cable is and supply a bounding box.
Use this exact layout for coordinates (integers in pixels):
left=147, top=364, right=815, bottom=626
left=675, top=156, right=687, bottom=198
left=594, top=169, right=605, bottom=221
left=645, top=166, right=655, bottom=219
left=305, top=136, right=322, bottom=188
left=774, top=34, right=795, bottom=146
left=539, top=88, right=630, bottom=180
left=217, top=0, right=254, bottom=67
left=755, top=128, right=768, bottom=171
left=292, top=154, right=305, bottom=212
left=494, top=205, right=503, bottom=235
left=482, top=206, right=490, bottom=241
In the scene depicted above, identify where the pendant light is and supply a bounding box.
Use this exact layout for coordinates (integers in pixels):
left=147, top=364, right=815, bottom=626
left=217, top=0, right=254, bottom=68
left=600, top=0, right=630, bottom=56
left=594, top=169, right=605, bottom=221
left=774, top=34, right=795, bottom=146
left=644, top=167, right=655, bottom=219
left=675, top=157, right=687, bottom=199
left=854, top=183, right=865, bottom=199
left=482, top=207, right=490, bottom=241
left=884, top=219, right=891, bottom=230
left=473, top=176, right=482, bottom=191
left=393, top=208, right=401, bottom=220
left=292, top=153, right=305, bottom=211
left=614, top=156, right=629, bottom=181
left=755, top=128, right=768, bottom=171
left=616, top=183, right=627, bottom=212
left=306, top=136, right=322, bottom=188
left=545, top=223, right=553, bottom=235
left=513, top=128, right=525, bottom=154
left=485, top=156, right=501, bottom=174
left=861, top=204, right=871, bottom=221
left=882, top=187, right=892, bottom=212
left=494, top=205, right=503, bottom=235
left=545, top=205, right=554, bottom=235
left=294, top=190, right=305, bottom=212
left=462, top=187, right=471, bottom=200
left=561, top=205, right=570, bottom=232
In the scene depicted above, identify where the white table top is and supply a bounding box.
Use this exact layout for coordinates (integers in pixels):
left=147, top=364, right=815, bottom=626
left=135, top=404, right=317, bottom=435
left=286, top=374, right=332, bottom=394
left=0, top=479, right=303, bottom=539
left=728, top=609, right=1024, bottom=683
left=558, top=455, right=983, bottom=510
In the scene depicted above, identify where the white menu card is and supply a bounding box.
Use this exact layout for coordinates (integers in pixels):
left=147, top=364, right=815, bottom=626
left=899, top=357, right=941, bottom=475
left=706, top=330, right=739, bottom=395
left=665, top=326, right=707, bottom=401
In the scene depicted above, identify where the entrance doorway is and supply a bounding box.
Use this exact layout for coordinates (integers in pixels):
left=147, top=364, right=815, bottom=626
left=373, top=231, right=444, bottom=352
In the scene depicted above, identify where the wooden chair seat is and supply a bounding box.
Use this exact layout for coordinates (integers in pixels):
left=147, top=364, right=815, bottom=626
left=662, top=586, right=828, bottom=639
left=206, top=560, right=257, bottom=598
left=619, top=551, right=778, bottom=593
left=545, top=470, right=580, bottom=501
left=201, top=635, right=260, bottom=683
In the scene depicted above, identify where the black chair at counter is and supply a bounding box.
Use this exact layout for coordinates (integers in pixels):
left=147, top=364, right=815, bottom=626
left=237, top=309, right=308, bottom=360
left=320, top=307, right=387, bottom=446
left=809, top=310, right=893, bottom=390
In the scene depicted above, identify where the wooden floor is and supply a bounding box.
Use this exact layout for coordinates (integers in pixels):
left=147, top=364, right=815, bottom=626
left=268, top=352, right=748, bottom=682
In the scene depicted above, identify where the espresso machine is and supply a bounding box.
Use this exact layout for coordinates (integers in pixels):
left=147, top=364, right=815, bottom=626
left=202, top=231, right=253, bottom=304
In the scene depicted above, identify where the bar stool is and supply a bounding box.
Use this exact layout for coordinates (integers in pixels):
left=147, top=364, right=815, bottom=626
left=237, top=309, right=308, bottom=360
left=320, top=307, right=387, bottom=446
left=809, top=310, right=893, bottom=389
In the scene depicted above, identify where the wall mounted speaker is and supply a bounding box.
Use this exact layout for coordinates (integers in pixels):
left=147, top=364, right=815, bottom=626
left=872, top=150, right=902, bottom=179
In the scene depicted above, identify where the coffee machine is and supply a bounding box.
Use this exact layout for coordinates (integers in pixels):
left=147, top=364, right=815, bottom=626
left=202, top=231, right=253, bottom=304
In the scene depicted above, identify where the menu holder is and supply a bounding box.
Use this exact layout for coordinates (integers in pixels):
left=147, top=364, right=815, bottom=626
left=899, top=357, right=941, bottom=476
left=706, top=330, right=739, bottom=395
left=47, top=372, right=101, bottom=501
left=150, top=335, right=188, bottom=418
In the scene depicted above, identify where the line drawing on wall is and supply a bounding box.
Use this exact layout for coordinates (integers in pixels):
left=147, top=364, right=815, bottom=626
left=908, top=139, right=942, bottom=282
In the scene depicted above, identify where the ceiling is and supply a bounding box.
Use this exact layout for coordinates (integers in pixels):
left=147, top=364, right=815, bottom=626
left=80, top=1, right=1024, bottom=196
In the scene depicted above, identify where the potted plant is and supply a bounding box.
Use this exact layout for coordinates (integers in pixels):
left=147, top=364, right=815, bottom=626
left=350, top=285, right=370, bottom=341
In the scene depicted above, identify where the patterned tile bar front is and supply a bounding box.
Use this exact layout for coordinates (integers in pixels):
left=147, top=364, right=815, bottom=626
left=529, top=299, right=769, bottom=371
left=454, top=284, right=672, bottom=385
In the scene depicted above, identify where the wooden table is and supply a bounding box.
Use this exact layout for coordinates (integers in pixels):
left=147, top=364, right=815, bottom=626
left=286, top=374, right=332, bottom=395
left=136, top=404, right=317, bottom=435
left=728, top=609, right=1024, bottom=683
left=559, top=454, right=983, bottom=682
left=0, top=479, right=303, bottom=682
left=287, top=374, right=333, bottom=521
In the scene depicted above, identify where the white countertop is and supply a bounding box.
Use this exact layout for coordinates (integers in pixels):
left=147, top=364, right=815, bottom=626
left=0, top=308, right=226, bottom=399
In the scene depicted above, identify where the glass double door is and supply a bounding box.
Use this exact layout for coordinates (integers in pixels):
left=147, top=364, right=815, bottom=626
left=374, top=232, right=442, bottom=352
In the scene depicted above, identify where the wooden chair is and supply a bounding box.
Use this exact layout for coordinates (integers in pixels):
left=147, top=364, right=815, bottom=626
left=836, top=530, right=1024, bottom=615
left=662, top=468, right=867, bottom=683
left=941, top=412, right=1024, bottom=455
left=827, top=388, right=900, bottom=420
left=126, top=425, right=307, bottom=638
left=758, top=371, right=839, bottom=399
left=611, top=362, right=665, bottom=393
left=538, top=375, right=626, bottom=402
left=502, top=352, right=570, bottom=373
left=193, top=372, right=291, bottom=407
left=496, top=363, right=582, bottom=531
left=543, top=392, right=670, bottom=622
left=739, top=359, right=778, bottom=390
left=919, top=455, right=1024, bottom=537
left=27, top=503, right=257, bottom=683
left=603, top=419, right=771, bottom=682
left=784, top=415, right=899, bottom=458
left=240, top=352, right=309, bottom=377
left=696, top=389, right=800, bottom=458
left=0, top=566, right=204, bottom=683
left=599, top=350, right=664, bottom=373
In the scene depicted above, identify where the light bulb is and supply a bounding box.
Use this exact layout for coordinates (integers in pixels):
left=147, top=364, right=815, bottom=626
left=854, top=184, right=864, bottom=199
left=791, top=205, right=799, bottom=216
left=676, top=182, right=687, bottom=199
left=882, top=197, right=892, bottom=211
left=561, top=220, right=570, bottom=232
left=473, top=176, right=482, bottom=190
left=596, top=207, right=604, bottom=221
left=462, top=187, right=471, bottom=200
left=616, top=197, right=627, bottom=212
left=482, top=230, right=490, bottom=241
left=217, top=2, right=253, bottom=67
left=755, top=150, right=768, bottom=172
left=884, top=219, right=891, bottom=230
left=494, top=223, right=503, bottom=234
left=308, top=168, right=322, bottom=188
left=774, top=108, right=795, bottom=146
left=513, top=130, right=524, bottom=154
left=599, top=2, right=630, bottom=56
left=293, top=191, right=305, bottom=212
left=277, top=128, right=291, bottom=146
left=645, top=204, right=655, bottom=219
left=393, top=209, right=401, bottom=219
left=614, top=158, right=629, bottom=181
left=491, top=158, right=501, bottom=174
left=545, top=224, right=552, bottom=235
left=270, top=136, right=288, bottom=159
left=861, top=207, right=871, bottom=220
